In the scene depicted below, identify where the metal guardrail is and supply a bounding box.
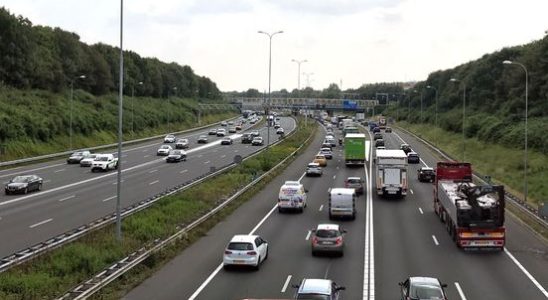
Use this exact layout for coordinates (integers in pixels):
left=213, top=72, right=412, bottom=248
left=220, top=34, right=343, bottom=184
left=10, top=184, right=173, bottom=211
left=0, top=116, right=240, bottom=167
left=57, top=118, right=311, bottom=300
left=395, top=126, right=548, bottom=229
left=0, top=116, right=285, bottom=274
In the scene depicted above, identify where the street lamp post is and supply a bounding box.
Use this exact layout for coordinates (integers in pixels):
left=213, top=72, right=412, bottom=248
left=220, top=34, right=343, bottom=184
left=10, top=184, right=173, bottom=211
left=503, top=60, right=529, bottom=203
left=258, top=30, right=284, bottom=149
left=408, top=90, right=417, bottom=121
left=131, top=81, right=143, bottom=134
left=291, top=59, right=307, bottom=90
left=450, top=78, right=466, bottom=161
left=168, top=86, right=177, bottom=133
left=426, top=85, right=438, bottom=129
left=420, top=90, right=424, bottom=123
left=69, top=74, right=86, bottom=150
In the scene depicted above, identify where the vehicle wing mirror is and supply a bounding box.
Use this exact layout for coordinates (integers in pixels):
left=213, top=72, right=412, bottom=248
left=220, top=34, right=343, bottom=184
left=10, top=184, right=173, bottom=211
left=398, top=282, right=403, bottom=286
left=336, top=286, right=346, bottom=291
left=305, top=189, right=309, bottom=193
left=291, top=284, right=300, bottom=289
left=341, top=229, right=347, bottom=233
left=441, top=283, right=448, bottom=288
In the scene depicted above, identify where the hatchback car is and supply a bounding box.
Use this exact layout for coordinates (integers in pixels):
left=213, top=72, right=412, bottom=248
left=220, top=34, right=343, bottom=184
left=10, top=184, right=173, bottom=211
left=400, top=143, right=412, bottom=154
left=216, top=128, right=226, bottom=137
left=375, top=139, right=385, bottom=147
left=79, top=154, right=98, bottom=167
left=208, top=128, right=217, bottom=135
left=241, top=133, right=253, bottom=144
left=373, top=132, right=383, bottom=140
left=175, top=138, right=189, bottom=149
left=311, top=224, right=346, bottom=256
left=399, top=277, right=448, bottom=300
left=417, top=167, right=436, bottom=182
left=228, top=126, right=237, bottom=133
left=5, top=175, right=43, bottom=195
left=293, top=278, right=345, bottom=300
left=223, top=235, right=268, bottom=270
left=306, top=162, right=323, bottom=177
left=166, top=150, right=187, bottom=163
left=276, top=127, right=285, bottom=134
left=313, top=154, right=327, bottom=167
left=407, top=151, right=420, bottom=164
left=163, top=134, right=176, bottom=143
left=385, top=127, right=392, bottom=133
left=198, top=135, right=208, bottom=143
left=157, top=145, right=172, bottom=156
left=221, top=137, right=233, bottom=145
left=252, top=137, right=264, bottom=146
left=319, top=148, right=333, bottom=159
left=67, top=150, right=92, bottom=164
left=345, top=177, right=364, bottom=194
left=250, top=130, right=260, bottom=137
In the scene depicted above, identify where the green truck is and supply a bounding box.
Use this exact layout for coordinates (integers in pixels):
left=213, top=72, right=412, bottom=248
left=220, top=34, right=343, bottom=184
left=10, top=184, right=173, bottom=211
left=344, top=133, right=366, bottom=166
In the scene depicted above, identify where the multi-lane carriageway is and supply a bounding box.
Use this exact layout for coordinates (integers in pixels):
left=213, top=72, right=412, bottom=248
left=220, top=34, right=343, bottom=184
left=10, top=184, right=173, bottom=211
left=124, top=124, right=548, bottom=300
left=0, top=117, right=296, bottom=258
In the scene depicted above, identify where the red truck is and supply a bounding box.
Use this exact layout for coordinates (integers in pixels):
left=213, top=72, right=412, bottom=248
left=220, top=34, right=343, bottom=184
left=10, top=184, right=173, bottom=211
left=434, top=162, right=505, bottom=250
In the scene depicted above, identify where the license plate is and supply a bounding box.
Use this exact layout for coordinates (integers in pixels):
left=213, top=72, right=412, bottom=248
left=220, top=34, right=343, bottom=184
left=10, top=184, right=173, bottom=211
left=322, top=242, right=334, bottom=245
left=233, top=260, right=245, bottom=264
left=388, top=191, right=397, bottom=194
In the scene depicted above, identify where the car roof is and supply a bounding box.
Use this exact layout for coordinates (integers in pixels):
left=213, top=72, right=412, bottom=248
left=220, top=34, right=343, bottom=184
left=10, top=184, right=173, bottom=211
left=408, top=151, right=418, bottom=155
left=330, top=187, right=355, bottom=195
left=316, top=224, right=340, bottom=231
left=420, top=167, right=434, bottom=171
left=409, top=277, right=441, bottom=286
left=284, top=180, right=301, bottom=186
left=230, top=235, right=259, bottom=243
left=299, top=279, right=332, bottom=295
left=308, top=162, right=320, bottom=167
left=320, top=148, right=331, bottom=151
left=346, top=176, right=361, bottom=180
left=315, top=154, right=326, bottom=158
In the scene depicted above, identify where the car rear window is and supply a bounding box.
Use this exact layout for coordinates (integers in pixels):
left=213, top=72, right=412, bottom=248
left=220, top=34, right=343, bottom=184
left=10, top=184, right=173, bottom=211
left=227, top=242, right=254, bottom=251
left=296, top=295, right=330, bottom=300
left=347, top=178, right=361, bottom=184
left=315, top=229, right=340, bottom=238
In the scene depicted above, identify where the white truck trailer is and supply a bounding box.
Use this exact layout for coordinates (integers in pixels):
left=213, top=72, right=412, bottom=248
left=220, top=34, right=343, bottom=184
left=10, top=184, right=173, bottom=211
left=375, top=149, right=408, bottom=197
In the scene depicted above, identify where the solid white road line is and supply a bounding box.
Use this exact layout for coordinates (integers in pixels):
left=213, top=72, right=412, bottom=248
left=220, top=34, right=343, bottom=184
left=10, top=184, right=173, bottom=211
left=418, top=207, right=424, bottom=214
left=149, top=169, right=158, bottom=174
left=144, top=155, right=151, bottom=158
left=504, top=247, right=548, bottom=297
left=333, top=175, right=336, bottom=179
left=102, top=196, right=116, bottom=202
left=180, top=169, right=188, bottom=174
left=432, top=235, right=439, bottom=246
left=43, top=180, right=51, bottom=183
left=58, top=195, right=75, bottom=202
left=410, top=189, right=414, bottom=194
left=249, top=204, right=277, bottom=235
left=298, top=172, right=306, bottom=182
left=149, top=180, right=159, bottom=185
left=54, top=169, right=66, bottom=173
left=29, top=218, right=52, bottom=228
left=319, top=204, right=324, bottom=211
left=305, top=230, right=311, bottom=241
left=142, top=149, right=148, bottom=152
left=281, top=275, right=293, bottom=293
left=221, top=155, right=226, bottom=158
left=454, top=282, right=468, bottom=300
left=0, top=163, right=64, bottom=179
left=204, top=161, right=210, bottom=164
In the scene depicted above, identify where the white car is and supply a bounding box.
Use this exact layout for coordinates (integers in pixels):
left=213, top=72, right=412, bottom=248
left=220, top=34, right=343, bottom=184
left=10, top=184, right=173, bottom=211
left=306, top=162, right=323, bottom=177
left=175, top=139, right=189, bottom=149
left=157, top=145, right=173, bottom=156
left=223, top=235, right=268, bottom=270
left=164, top=134, right=176, bottom=143
left=251, top=137, right=264, bottom=146
left=319, top=147, right=333, bottom=159
left=216, top=128, right=226, bottom=137
left=276, top=127, right=284, bottom=134
left=79, top=154, right=98, bottom=167
left=91, top=154, right=118, bottom=172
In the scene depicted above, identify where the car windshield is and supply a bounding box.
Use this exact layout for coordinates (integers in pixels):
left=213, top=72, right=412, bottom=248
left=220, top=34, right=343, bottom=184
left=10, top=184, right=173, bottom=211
left=171, top=151, right=182, bottom=155
left=316, top=229, right=340, bottom=238
left=410, top=285, right=444, bottom=299
left=227, top=242, right=253, bottom=251
left=161, top=146, right=170, bottom=149
left=296, top=294, right=330, bottom=300
left=347, top=178, right=361, bottom=184
left=11, top=176, right=29, bottom=183
left=71, top=152, right=83, bottom=156
left=96, top=156, right=109, bottom=161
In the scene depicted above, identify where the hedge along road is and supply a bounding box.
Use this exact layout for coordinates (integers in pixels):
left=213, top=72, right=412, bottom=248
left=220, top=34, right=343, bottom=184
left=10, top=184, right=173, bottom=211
left=0, top=117, right=296, bottom=258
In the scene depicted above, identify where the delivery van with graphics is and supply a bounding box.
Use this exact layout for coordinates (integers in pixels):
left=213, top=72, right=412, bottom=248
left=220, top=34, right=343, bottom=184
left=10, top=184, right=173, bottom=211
left=278, top=181, right=308, bottom=213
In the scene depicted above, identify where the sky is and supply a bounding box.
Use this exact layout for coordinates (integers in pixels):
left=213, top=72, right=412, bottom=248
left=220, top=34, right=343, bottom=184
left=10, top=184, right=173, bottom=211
left=2, top=0, right=548, bottom=92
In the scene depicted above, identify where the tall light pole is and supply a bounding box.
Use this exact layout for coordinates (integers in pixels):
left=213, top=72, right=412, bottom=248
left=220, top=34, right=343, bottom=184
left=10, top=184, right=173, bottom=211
left=291, top=59, right=307, bottom=90
left=131, top=81, right=143, bottom=134
left=408, top=90, right=417, bottom=121
left=426, top=85, right=438, bottom=128
left=115, top=0, right=124, bottom=241
left=258, top=30, right=284, bottom=149
left=69, top=75, right=86, bottom=150
left=503, top=60, right=529, bottom=203
left=420, top=90, right=424, bottom=123
left=168, top=86, right=177, bottom=133
left=450, top=78, right=466, bottom=161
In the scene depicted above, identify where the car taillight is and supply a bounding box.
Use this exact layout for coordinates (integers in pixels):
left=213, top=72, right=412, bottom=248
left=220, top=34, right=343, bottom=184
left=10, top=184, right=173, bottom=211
left=345, top=182, right=349, bottom=187
left=247, top=251, right=257, bottom=255
left=312, top=237, right=318, bottom=245
left=335, top=237, right=342, bottom=245
left=224, top=250, right=232, bottom=254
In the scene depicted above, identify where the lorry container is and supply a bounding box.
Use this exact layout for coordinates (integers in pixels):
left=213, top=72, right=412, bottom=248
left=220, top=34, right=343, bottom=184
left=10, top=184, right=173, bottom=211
left=356, top=113, right=365, bottom=121
left=344, top=133, right=366, bottom=166
left=378, top=117, right=387, bottom=129
left=434, top=162, right=505, bottom=250
left=375, top=149, right=408, bottom=197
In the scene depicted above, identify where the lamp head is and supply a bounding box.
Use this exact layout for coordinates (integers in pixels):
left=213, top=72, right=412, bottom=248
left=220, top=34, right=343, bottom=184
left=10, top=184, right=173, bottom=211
left=502, top=60, right=513, bottom=65
left=450, top=78, right=458, bottom=82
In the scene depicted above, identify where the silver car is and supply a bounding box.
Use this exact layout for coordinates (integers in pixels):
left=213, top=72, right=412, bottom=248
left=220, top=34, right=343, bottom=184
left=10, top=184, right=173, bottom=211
left=311, top=224, right=346, bottom=256
left=306, top=163, right=323, bottom=177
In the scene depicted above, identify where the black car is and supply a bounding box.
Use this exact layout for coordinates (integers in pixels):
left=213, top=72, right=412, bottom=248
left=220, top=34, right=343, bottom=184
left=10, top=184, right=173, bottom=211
left=375, top=139, right=385, bottom=147
left=373, top=127, right=380, bottom=133
left=166, top=150, right=187, bottom=163
left=385, top=127, right=392, bottom=133
left=400, top=143, right=412, bottom=154
left=373, top=133, right=383, bottom=140
left=407, top=152, right=420, bottom=164
left=221, top=137, right=233, bottom=145
left=418, top=167, right=436, bottom=182
left=241, top=133, right=253, bottom=144
left=399, top=277, right=448, bottom=300
left=197, top=135, right=208, bottom=144
left=5, top=175, right=43, bottom=195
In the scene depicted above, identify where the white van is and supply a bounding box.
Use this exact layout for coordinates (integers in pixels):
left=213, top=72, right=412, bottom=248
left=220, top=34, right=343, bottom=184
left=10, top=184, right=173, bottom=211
left=278, top=181, right=307, bottom=213
left=328, top=188, right=356, bottom=220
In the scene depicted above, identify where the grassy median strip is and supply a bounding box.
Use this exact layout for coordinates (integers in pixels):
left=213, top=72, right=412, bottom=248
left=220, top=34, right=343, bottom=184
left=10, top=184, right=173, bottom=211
left=0, top=117, right=317, bottom=299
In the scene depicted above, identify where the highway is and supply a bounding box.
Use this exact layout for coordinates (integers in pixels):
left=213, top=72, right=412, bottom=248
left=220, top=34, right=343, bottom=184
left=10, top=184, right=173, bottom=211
left=0, top=116, right=297, bottom=258
left=124, top=123, right=548, bottom=300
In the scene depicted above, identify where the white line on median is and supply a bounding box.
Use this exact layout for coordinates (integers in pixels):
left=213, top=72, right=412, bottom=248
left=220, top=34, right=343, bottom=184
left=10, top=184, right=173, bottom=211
left=504, top=247, right=548, bottom=297
left=180, top=169, right=188, bottom=174
left=149, top=180, right=159, bottom=185
left=102, top=196, right=116, bottom=202
left=305, top=231, right=311, bottom=241
left=454, top=282, right=468, bottom=300
left=418, top=207, right=424, bottom=214
left=144, top=155, right=151, bottom=158
left=432, top=235, right=439, bottom=246
left=410, top=189, right=414, bottom=194
left=29, top=218, right=52, bottom=228
left=333, top=175, right=336, bottom=179
left=319, top=204, right=324, bottom=211
left=0, top=164, right=64, bottom=179
left=298, top=172, right=306, bottom=182
left=281, top=275, right=293, bottom=293
left=149, top=169, right=158, bottom=174
left=59, top=195, right=75, bottom=202
left=204, top=161, right=210, bottom=164
left=54, top=169, right=66, bottom=173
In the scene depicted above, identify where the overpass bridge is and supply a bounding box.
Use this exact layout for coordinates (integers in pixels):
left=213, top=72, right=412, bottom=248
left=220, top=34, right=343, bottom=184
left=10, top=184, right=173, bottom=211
left=229, top=97, right=379, bottom=112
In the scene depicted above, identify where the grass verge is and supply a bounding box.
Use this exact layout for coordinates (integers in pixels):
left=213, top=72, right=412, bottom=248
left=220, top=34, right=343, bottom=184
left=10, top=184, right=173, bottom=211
left=0, top=117, right=317, bottom=299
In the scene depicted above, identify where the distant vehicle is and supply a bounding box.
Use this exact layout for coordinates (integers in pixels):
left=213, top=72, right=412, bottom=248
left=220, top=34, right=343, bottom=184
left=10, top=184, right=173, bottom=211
left=249, top=118, right=257, bottom=124
left=216, top=128, right=226, bottom=137
left=251, top=137, right=264, bottom=146
left=221, top=137, right=233, bottom=145
left=325, top=137, right=337, bottom=147
left=276, top=127, right=284, bottom=134
left=166, top=150, right=187, bottom=163
left=250, top=130, right=260, bottom=137
left=376, top=149, right=408, bottom=197
left=328, top=188, right=356, bottom=220
left=293, top=279, right=345, bottom=300
left=306, top=162, right=323, bottom=177
left=164, top=134, right=176, bottom=143
left=175, top=138, right=189, bottom=149
left=385, top=127, right=392, bottom=133
left=157, top=145, right=173, bottom=156
left=221, top=121, right=228, bottom=126
left=399, top=277, right=448, bottom=300
left=223, top=235, right=268, bottom=270
left=5, top=175, right=43, bottom=195
left=373, top=126, right=380, bottom=133
left=313, top=154, right=327, bottom=167
left=228, top=121, right=234, bottom=125
left=79, top=154, right=98, bottom=167
left=369, top=122, right=378, bottom=131
left=208, top=128, right=217, bottom=135
left=400, top=143, right=412, bottom=154
left=373, top=132, right=383, bottom=140
left=278, top=181, right=307, bottom=213
left=311, top=224, right=346, bottom=256
left=235, top=124, right=242, bottom=130
left=344, top=133, right=366, bottom=166
left=91, top=154, right=118, bottom=172
left=345, top=177, right=364, bottom=194
left=228, top=126, right=237, bottom=133
left=319, top=148, right=333, bottom=159
left=241, top=133, right=253, bottom=144
left=198, top=135, right=208, bottom=144
left=407, top=151, right=420, bottom=164
left=376, top=146, right=386, bottom=151
left=375, top=139, right=385, bottom=147
left=321, top=142, right=333, bottom=150
left=418, top=167, right=436, bottom=182
left=274, top=123, right=281, bottom=129
left=67, top=150, right=92, bottom=164
left=378, top=117, right=387, bottom=129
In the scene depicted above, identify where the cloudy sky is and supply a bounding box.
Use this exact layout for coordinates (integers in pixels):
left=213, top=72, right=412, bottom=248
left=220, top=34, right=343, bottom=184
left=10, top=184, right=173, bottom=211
left=3, top=0, right=547, bottom=92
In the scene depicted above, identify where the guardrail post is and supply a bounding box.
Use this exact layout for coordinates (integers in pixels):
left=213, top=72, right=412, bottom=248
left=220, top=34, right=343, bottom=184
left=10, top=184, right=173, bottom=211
left=539, top=202, right=548, bottom=219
